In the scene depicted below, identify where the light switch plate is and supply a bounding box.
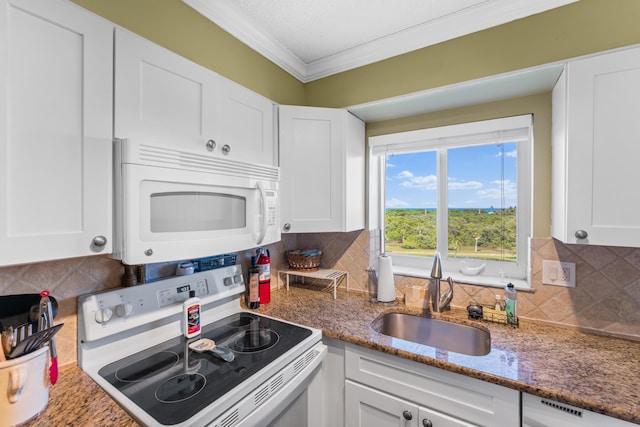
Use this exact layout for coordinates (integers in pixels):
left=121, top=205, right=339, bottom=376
left=542, top=260, right=576, bottom=287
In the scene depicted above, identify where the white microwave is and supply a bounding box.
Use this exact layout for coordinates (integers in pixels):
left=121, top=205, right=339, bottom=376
left=113, top=139, right=280, bottom=265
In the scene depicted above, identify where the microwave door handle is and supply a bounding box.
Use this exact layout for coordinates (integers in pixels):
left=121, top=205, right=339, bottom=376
left=256, top=182, right=268, bottom=245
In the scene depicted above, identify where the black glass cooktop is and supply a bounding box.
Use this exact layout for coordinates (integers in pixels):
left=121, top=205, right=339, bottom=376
left=98, top=312, right=312, bottom=425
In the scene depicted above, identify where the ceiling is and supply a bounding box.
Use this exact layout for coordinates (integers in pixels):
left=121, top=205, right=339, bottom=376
left=183, top=0, right=578, bottom=83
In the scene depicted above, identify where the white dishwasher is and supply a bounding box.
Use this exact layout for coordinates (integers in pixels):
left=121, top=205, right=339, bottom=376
left=522, top=393, right=636, bottom=427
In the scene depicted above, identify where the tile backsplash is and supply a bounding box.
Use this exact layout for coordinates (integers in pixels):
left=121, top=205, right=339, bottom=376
left=2, top=233, right=639, bottom=366
left=0, top=256, right=124, bottom=366
left=292, top=231, right=640, bottom=340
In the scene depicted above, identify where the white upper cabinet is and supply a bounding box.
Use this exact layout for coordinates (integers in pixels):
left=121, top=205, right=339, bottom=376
left=552, top=46, right=640, bottom=247
left=114, top=29, right=276, bottom=166
left=279, top=106, right=365, bottom=233
left=218, top=77, right=277, bottom=166
left=114, top=28, right=219, bottom=151
left=0, top=0, right=113, bottom=266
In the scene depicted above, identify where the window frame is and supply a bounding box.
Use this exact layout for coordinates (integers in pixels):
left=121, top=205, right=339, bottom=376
left=368, top=115, right=532, bottom=288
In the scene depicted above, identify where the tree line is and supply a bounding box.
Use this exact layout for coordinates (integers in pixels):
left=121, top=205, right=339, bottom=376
left=385, top=208, right=516, bottom=255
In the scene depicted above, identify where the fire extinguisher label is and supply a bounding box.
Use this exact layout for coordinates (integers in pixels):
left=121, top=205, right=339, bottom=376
left=258, top=264, right=270, bottom=281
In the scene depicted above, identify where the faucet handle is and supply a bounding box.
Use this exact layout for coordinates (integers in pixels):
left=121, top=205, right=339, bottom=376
left=438, top=277, right=454, bottom=310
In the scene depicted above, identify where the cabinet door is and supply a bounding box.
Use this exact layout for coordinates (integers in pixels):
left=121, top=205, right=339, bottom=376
left=218, top=78, right=276, bottom=165
left=419, top=406, right=478, bottom=427
left=0, top=0, right=113, bottom=266
left=279, top=105, right=365, bottom=233
left=114, top=28, right=219, bottom=153
left=555, top=47, right=640, bottom=246
left=346, top=380, right=419, bottom=427
left=345, top=344, right=519, bottom=426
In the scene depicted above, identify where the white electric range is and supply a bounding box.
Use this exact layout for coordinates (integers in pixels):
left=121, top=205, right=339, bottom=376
left=78, top=265, right=326, bottom=427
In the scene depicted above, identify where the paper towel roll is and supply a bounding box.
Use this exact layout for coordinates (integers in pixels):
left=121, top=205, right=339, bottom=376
left=377, top=255, right=395, bottom=302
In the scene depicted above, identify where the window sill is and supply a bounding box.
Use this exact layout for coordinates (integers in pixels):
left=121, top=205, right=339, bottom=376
left=392, top=265, right=530, bottom=291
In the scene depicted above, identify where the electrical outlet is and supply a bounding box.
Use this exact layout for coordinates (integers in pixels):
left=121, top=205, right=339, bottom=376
left=542, top=260, right=576, bottom=287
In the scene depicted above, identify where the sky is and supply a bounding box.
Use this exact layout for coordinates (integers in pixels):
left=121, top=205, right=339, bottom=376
left=385, top=143, right=517, bottom=209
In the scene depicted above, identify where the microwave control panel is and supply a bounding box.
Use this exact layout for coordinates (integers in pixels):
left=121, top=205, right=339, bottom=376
left=266, top=191, right=277, bottom=226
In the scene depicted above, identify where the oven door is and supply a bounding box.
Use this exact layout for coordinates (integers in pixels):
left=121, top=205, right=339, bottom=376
left=116, top=163, right=279, bottom=264
left=213, top=342, right=327, bottom=427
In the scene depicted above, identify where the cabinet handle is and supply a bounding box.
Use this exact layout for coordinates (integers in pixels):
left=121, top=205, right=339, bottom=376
left=90, top=235, right=107, bottom=252
left=144, top=248, right=153, bottom=256
left=402, top=410, right=413, bottom=421
left=222, top=144, right=231, bottom=155
left=206, top=139, right=216, bottom=151
left=422, top=419, right=433, bottom=427
left=283, top=223, right=291, bottom=232
left=575, top=230, right=588, bottom=239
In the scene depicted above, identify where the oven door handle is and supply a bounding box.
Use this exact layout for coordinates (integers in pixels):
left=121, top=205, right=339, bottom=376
left=256, top=181, right=268, bottom=245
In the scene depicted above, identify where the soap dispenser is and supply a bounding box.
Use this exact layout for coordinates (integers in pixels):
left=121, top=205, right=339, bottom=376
left=504, top=283, right=518, bottom=325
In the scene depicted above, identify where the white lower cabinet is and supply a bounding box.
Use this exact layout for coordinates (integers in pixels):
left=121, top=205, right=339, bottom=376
left=346, top=380, right=419, bottom=427
left=347, top=381, right=476, bottom=427
left=344, top=344, right=519, bottom=427
left=323, top=338, right=346, bottom=427
left=522, top=393, right=636, bottom=427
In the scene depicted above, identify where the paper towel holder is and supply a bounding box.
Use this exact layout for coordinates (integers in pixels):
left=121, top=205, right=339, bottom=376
left=376, top=254, right=396, bottom=303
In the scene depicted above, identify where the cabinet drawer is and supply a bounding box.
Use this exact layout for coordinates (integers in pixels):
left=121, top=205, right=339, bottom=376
left=345, top=344, right=519, bottom=426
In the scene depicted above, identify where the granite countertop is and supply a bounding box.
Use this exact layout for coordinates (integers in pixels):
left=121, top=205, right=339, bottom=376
left=22, top=285, right=640, bottom=426
left=23, top=364, right=137, bottom=427
left=255, top=285, right=640, bottom=425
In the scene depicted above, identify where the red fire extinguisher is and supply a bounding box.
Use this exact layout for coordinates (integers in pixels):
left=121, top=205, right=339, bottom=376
left=256, top=247, right=271, bottom=304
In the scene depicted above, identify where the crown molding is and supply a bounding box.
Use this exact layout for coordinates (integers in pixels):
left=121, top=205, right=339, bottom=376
left=184, top=0, right=578, bottom=83
left=183, top=0, right=308, bottom=80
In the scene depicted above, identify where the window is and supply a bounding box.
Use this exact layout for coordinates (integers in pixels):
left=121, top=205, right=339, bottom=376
left=369, top=115, right=532, bottom=287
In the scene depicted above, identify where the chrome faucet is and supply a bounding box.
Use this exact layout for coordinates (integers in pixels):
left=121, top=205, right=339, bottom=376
left=430, top=252, right=454, bottom=312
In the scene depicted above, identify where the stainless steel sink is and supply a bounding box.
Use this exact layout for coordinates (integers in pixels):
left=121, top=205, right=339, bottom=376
left=372, top=312, right=491, bottom=356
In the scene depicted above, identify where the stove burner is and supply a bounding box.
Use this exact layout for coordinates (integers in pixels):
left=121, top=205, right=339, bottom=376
left=233, top=329, right=280, bottom=353
left=155, top=373, right=206, bottom=403
left=115, top=351, right=179, bottom=382
left=224, top=313, right=257, bottom=329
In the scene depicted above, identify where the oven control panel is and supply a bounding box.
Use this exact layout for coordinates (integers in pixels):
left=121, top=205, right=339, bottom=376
left=157, top=278, right=210, bottom=307
left=79, top=265, right=245, bottom=342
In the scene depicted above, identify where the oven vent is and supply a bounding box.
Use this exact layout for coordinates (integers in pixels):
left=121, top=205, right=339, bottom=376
left=541, top=399, right=583, bottom=417
left=293, top=358, right=305, bottom=374
left=219, top=409, right=239, bottom=427
left=212, top=344, right=321, bottom=427
left=270, top=374, right=284, bottom=392
left=304, top=349, right=316, bottom=365
left=254, top=385, right=270, bottom=406
left=294, top=349, right=315, bottom=375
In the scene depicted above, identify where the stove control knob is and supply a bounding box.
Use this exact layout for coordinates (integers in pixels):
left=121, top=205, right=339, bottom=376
left=115, top=303, right=133, bottom=318
left=95, top=307, right=113, bottom=324
left=223, top=276, right=232, bottom=287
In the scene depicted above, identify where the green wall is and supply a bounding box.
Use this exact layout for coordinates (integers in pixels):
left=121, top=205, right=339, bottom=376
left=302, top=0, right=640, bottom=238
left=306, top=0, right=640, bottom=108
left=71, top=0, right=640, bottom=108
left=71, top=0, right=306, bottom=105
left=71, top=0, right=640, bottom=239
